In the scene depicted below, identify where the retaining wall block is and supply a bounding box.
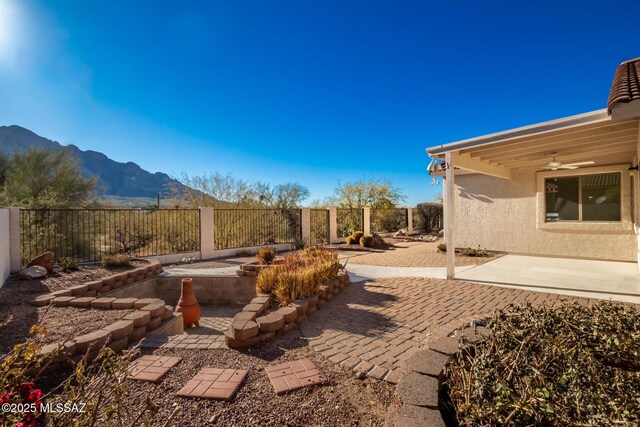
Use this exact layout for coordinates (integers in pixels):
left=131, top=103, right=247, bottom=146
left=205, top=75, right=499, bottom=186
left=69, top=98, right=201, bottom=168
left=129, top=325, right=147, bottom=342
left=124, top=311, right=151, bottom=327
left=69, top=284, right=89, bottom=296
left=52, top=296, right=75, bottom=307
left=147, top=316, right=162, bottom=331
left=275, top=306, right=297, bottom=323
left=90, top=297, right=116, bottom=309
left=103, top=320, right=135, bottom=340
left=112, top=298, right=137, bottom=309
left=256, top=312, right=285, bottom=333
left=231, top=320, right=259, bottom=340
left=75, top=330, right=111, bottom=353
left=85, top=280, right=103, bottom=291
left=68, top=297, right=96, bottom=308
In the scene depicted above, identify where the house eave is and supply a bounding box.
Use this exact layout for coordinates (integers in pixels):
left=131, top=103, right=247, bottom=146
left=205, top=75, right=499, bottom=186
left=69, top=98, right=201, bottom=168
left=426, top=109, right=611, bottom=157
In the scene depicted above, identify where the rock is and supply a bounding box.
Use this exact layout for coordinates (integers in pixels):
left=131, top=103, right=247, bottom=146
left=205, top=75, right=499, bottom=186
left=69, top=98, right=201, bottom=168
left=394, top=229, right=407, bottom=237
left=372, top=233, right=385, bottom=246
left=27, top=252, right=54, bottom=272
left=19, top=265, right=48, bottom=279
left=406, top=350, right=449, bottom=377
left=396, top=372, right=439, bottom=409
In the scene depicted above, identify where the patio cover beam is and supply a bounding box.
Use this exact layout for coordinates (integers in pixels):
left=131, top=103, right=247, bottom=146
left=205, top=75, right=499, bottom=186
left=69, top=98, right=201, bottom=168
left=450, top=151, right=512, bottom=180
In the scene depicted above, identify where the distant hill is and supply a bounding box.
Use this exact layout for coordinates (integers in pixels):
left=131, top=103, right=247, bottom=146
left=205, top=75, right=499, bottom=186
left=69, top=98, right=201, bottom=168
left=0, top=125, right=188, bottom=200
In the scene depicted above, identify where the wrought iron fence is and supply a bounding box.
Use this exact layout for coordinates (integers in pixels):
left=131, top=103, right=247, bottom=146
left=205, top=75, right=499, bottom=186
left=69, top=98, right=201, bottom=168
left=310, top=209, right=329, bottom=245
left=413, top=203, right=443, bottom=232
left=20, top=209, right=201, bottom=265
left=370, top=208, right=408, bottom=233
left=213, top=208, right=301, bottom=250
left=336, top=208, right=363, bottom=238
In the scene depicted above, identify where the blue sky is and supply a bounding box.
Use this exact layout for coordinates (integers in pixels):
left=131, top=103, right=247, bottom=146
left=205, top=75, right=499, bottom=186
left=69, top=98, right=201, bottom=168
left=1, top=1, right=639, bottom=205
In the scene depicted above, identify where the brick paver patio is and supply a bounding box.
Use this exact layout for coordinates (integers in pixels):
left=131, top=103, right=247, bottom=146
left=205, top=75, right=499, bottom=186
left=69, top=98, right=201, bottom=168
left=141, top=305, right=242, bottom=349
left=265, top=359, right=324, bottom=395
left=300, top=277, right=587, bottom=382
left=340, top=241, right=496, bottom=267
left=128, top=355, right=182, bottom=382
left=177, top=367, right=248, bottom=400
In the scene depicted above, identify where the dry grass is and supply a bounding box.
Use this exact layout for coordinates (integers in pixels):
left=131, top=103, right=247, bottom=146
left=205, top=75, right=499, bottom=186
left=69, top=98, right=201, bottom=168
left=256, top=248, right=340, bottom=305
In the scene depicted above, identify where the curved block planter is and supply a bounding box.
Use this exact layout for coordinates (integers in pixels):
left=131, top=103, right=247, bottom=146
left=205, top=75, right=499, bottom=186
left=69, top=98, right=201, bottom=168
left=28, top=259, right=182, bottom=371
left=225, top=272, right=351, bottom=349
left=31, top=259, right=164, bottom=307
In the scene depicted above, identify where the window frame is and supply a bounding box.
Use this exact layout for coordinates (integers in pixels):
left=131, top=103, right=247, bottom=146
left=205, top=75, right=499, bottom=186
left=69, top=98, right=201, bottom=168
left=536, top=164, right=632, bottom=233
left=544, top=173, right=621, bottom=223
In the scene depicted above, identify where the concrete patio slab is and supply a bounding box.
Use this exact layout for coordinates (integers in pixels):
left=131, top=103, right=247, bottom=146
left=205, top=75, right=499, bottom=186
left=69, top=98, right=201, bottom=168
left=457, top=255, right=640, bottom=304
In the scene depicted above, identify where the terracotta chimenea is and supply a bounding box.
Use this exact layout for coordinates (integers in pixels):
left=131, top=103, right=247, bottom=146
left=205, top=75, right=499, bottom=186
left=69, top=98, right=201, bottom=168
left=176, top=278, right=201, bottom=328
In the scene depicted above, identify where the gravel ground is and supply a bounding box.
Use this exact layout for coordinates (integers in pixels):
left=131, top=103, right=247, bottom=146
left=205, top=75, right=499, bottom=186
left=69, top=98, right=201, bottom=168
left=116, top=333, right=396, bottom=426
left=0, top=262, right=145, bottom=307
left=0, top=306, right=135, bottom=354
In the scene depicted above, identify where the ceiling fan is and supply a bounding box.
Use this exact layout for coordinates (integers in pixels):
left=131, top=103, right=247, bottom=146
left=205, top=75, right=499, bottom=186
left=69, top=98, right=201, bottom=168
left=543, top=154, right=595, bottom=170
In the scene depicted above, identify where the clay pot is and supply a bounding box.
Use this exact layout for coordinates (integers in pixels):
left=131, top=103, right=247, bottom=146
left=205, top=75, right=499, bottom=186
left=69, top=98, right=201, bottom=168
left=176, top=278, right=201, bottom=328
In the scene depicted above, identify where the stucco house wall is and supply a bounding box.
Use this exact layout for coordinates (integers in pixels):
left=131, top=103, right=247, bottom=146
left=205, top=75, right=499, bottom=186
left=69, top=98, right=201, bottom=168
left=453, top=166, right=637, bottom=262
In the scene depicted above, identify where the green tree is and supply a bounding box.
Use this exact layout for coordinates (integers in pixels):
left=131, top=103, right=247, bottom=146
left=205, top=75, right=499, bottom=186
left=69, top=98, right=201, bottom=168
left=330, top=178, right=406, bottom=209
left=1, top=148, right=96, bottom=208
left=256, top=182, right=310, bottom=208
left=0, top=154, right=8, bottom=187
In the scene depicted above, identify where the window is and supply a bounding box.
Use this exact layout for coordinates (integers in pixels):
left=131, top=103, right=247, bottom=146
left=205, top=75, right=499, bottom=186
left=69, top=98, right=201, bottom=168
left=545, top=173, right=621, bottom=222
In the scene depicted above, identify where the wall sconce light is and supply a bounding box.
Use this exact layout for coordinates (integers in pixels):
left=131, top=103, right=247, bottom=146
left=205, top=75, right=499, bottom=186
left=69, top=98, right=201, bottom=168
left=628, top=165, right=638, bottom=176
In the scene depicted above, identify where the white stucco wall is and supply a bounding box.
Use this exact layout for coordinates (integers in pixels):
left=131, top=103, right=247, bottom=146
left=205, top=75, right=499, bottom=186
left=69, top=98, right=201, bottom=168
left=0, top=209, right=11, bottom=286
left=454, top=166, right=637, bottom=262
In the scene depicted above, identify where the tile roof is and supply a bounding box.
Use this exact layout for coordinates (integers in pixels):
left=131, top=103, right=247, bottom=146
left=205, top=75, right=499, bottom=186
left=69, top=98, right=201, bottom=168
left=608, top=58, right=640, bottom=113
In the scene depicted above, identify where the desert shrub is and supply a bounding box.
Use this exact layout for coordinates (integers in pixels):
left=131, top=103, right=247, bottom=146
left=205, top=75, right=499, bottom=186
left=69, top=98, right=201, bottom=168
left=256, top=265, right=279, bottom=294
left=101, top=254, right=131, bottom=268
left=351, top=231, right=364, bottom=243
left=113, top=221, right=154, bottom=255
left=415, top=202, right=443, bottom=232
left=292, top=236, right=307, bottom=250
left=445, top=302, right=640, bottom=427
left=359, top=235, right=374, bottom=248
left=460, top=246, right=490, bottom=257
left=437, top=243, right=447, bottom=252
left=57, top=257, right=79, bottom=272
left=345, top=236, right=355, bottom=245
left=256, top=246, right=277, bottom=265
left=256, top=248, right=339, bottom=305
left=237, top=249, right=252, bottom=257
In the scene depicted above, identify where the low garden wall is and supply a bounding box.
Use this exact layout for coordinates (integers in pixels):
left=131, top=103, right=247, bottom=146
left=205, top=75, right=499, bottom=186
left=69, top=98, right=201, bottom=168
left=225, top=272, right=351, bottom=348
left=29, top=259, right=184, bottom=370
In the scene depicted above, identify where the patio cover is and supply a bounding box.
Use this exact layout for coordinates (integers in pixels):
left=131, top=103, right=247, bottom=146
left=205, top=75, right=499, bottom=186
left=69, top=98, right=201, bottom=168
left=426, top=109, right=640, bottom=278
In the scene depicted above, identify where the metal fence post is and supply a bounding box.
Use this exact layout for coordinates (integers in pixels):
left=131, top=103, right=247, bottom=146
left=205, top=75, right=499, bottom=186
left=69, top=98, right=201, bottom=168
left=9, top=207, right=21, bottom=272
left=406, top=207, right=413, bottom=234
left=199, top=207, right=215, bottom=260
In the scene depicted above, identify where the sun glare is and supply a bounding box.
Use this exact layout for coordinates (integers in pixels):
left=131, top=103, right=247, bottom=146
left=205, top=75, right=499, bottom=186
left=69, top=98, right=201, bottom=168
left=0, top=0, right=21, bottom=66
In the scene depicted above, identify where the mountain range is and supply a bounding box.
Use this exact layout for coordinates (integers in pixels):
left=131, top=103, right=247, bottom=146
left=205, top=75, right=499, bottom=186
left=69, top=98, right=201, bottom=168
left=0, top=125, right=187, bottom=200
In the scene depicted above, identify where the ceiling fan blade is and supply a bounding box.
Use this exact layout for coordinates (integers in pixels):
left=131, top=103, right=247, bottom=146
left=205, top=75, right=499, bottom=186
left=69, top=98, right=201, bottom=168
left=557, top=165, right=578, bottom=170
left=562, top=161, right=595, bottom=167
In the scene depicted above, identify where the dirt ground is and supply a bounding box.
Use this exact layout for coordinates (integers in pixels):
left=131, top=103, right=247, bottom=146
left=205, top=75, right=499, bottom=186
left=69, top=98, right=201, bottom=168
left=118, top=333, right=396, bottom=426
left=0, top=305, right=135, bottom=355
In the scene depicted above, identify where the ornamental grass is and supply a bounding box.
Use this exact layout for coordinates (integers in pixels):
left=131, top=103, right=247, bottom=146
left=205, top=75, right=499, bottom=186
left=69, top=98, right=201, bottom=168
left=444, top=302, right=640, bottom=427
left=256, top=248, right=340, bottom=305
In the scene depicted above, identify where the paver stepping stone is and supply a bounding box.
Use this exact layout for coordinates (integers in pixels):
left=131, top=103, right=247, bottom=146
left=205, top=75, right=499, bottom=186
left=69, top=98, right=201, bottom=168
left=128, top=355, right=182, bottom=382
left=265, top=359, right=324, bottom=395
left=177, top=368, right=248, bottom=401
